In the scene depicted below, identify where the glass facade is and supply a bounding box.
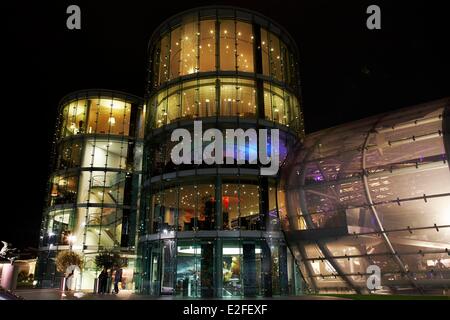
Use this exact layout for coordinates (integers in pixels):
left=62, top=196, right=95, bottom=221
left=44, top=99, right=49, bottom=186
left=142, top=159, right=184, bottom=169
left=36, top=90, right=144, bottom=290
left=35, top=6, right=450, bottom=298
left=147, top=8, right=304, bottom=136
left=281, top=100, right=450, bottom=294
left=137, top=7, right=304, bottom=297
left=150, top=78, right=301, bottom=129
left=150, top=12, right=299, bottom=90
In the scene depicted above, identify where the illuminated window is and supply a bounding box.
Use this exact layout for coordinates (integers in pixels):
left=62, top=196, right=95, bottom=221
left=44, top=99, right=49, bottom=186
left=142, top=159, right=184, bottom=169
left=236, top=22, right=254, bottom=72
left=50, top=175, right=78, bottom=206
left=222, top=183, right=259, bottom=230
left=158, top=34, right=170, bottom=85
left=261, top=28, right=290, bottom=82
left=87, top=98, right=130, bottom=136
left=180, top=19, right=199, bottom=75
left=220, top=20, right=236, bottom=71
left=170, top=27, right=182, bottom=79
left=60, top=100, right=87, bottom=138
left=199, top=20, right=216, bottom=72
left=220, top=78, right=256, bottom=117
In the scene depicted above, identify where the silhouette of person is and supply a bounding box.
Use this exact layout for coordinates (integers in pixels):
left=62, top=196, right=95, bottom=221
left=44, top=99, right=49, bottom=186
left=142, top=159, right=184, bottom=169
left=113, top=265, right=123, bottom=294
left=98, top=267, right=108, bottom=294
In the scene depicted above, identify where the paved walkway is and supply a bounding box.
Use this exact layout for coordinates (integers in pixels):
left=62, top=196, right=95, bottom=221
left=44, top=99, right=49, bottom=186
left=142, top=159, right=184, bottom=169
left=13, top=289, right=347, bottom=300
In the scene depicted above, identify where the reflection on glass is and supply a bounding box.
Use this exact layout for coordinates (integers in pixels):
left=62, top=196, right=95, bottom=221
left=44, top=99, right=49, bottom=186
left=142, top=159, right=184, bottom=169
left=223, top=242, right=242, bottom=296
left=50, top=175, right=78, bottom=206
left=152, top=184, right=216, bottom=232
left=57, top=140, right=82, bottom=169
left=176, top=241, right=201, bottom=297
left=42, top=208, right=75, bottom=246
left=222, top=184, right=260, bottom=230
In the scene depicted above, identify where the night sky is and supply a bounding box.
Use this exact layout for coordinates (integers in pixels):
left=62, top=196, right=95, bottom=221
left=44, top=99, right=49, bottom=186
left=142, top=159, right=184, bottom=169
left=4, top=0, right=450, bottom=250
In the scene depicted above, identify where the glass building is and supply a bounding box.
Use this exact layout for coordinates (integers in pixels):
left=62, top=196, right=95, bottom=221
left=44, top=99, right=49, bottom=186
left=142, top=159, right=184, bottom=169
left=135, top=7, right=304, bottom=297
left=36, top=6, right=449, bottom=298
left=36, top=90, right=145, bottom=290
left=281, top=98, right=450, bottom=294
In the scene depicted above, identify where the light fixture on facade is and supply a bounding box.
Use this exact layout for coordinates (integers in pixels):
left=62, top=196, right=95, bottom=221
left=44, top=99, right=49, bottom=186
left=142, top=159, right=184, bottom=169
left=108, top=116, right=116, bottom=125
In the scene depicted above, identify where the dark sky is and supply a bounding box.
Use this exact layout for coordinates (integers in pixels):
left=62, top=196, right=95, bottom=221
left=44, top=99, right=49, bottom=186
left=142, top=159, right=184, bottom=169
left=3, top=0, right=450, bottom=250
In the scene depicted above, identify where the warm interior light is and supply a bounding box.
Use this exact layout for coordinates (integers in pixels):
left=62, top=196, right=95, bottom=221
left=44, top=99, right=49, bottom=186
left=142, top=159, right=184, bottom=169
left=51, top=184, right=58, bottom=197
left=178, top=247, right=262, bottom=255
left=108, top=116, right=116, bottom=125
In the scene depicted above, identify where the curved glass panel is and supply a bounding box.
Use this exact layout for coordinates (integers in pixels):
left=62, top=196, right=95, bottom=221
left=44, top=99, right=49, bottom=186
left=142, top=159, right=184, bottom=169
left=150, top=77, right=300, bottom=129
left=49, top=174, right=78, bottom=206
left=282, top=102, right=450, bottom=293
left=60, top=98, right=132, bottom=138
left=149, top=17, right=297, bottom=88
left=147, top=180, right=279, bottom=233
left=56, top=139, right=82, bottom=170
left=144, top=128, right=293, bottom=178
left=41, top=208, right=76, bottom=246
left=139, top=238, right=288, bottom=297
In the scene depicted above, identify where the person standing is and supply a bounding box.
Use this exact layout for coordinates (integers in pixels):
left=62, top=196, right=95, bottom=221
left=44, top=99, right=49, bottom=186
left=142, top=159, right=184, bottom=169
left=98, top=267, right=108, bottom=294
left=113, top=265, right=123, bottom=294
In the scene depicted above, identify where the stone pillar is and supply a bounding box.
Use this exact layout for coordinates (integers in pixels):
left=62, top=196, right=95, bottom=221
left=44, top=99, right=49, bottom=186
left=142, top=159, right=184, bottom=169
left=1, top=264, right=19, bottom=291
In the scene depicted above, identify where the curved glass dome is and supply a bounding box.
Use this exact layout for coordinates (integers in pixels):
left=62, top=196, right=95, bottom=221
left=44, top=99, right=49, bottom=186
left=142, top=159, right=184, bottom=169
left=281, top=98, right=450, bottom=294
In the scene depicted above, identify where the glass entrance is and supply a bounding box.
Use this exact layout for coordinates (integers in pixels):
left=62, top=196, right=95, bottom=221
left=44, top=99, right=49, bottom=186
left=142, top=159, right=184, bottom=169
left=175, top=240, right=201, bottom=297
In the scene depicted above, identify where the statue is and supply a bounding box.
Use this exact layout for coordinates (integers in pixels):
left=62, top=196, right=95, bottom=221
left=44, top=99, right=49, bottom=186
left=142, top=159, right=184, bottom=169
left=0, top=241, right=19, bottom=264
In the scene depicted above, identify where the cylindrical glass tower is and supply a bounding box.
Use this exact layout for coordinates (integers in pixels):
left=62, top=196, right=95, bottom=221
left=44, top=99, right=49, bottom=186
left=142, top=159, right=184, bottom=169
left=281, top=99, right=450, bottom=294
left=36, top=90, right=144, bottom=290
left=136, top=6, right=304, bottom=297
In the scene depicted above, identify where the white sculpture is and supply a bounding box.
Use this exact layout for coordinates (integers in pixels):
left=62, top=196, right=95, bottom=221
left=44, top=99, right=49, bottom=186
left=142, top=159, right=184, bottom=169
left=0, top=241, right=19, bottom=264
left=65, top=264, right=81, bottom=291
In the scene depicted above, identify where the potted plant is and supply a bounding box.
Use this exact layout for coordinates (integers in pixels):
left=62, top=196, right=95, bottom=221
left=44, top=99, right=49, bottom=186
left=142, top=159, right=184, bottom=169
left=94, top=250, right=123, bottom=293
left=56, top=250, right=82, bottom=273
left=55, top=251, right=82, bottom=291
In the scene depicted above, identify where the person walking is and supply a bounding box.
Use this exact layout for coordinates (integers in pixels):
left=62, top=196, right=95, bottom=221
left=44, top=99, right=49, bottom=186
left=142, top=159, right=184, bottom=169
left=113, top=265, right=123, bottom=294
